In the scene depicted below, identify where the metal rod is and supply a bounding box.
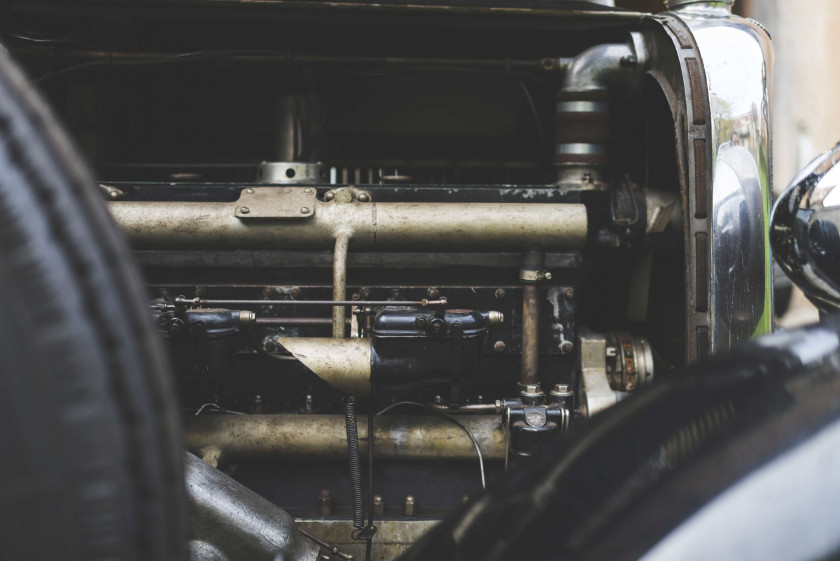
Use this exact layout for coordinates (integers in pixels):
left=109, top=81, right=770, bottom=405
left=255, top=317, right=338, bottom=326
left=520, top=249, right=545, bottom=387
left=184, top=414, right=506, bottom=461
left=333, top=232, right=350, bottom=338
left=521, top=284, right=540, bottom=386
left=175, top=296, right=447, bottom=307
left=14, top=47, right=548, bottom=71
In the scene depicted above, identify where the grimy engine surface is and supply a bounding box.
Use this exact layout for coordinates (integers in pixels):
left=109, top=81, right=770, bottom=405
left=2, top=1, right=773, bottom=558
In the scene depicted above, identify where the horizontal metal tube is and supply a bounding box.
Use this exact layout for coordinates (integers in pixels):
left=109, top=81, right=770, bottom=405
left=108, top=199, right=588, bottom=250
left=185, top=414, right=506, bottom=461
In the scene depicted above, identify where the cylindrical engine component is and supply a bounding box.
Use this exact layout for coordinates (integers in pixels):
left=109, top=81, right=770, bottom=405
left=371, top=308, right=499, bottom=396
left=154, top=308, right=252, bottom=400
left=605, top=331, right=654, bottom=392
left=256, top=161, right=323, bottom=184
left=520, top=285, right=540, bottom=386
left=108, top=198, right=588, bottom=250
left=185, top=452, right=320, bottom=561
left=554, top=93, right=610, bottom=172
left=184, top=414, right=506, bottom=461
left=520, top=250, right=546, bottom=387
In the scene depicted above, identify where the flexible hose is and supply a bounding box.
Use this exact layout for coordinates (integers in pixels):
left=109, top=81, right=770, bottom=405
left=344, top=397, right=365, bottom=530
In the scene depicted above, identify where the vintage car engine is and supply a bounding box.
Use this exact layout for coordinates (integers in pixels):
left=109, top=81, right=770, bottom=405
left=2, top=0, right=773, bottom=558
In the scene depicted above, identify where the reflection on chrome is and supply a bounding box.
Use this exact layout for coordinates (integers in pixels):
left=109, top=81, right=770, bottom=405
left=673, top=2, right=774, bottom=351
left=772, top=142, right=840, bottom=313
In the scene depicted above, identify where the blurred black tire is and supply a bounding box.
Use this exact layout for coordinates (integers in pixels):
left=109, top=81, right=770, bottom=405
left=0, top=49, right=186, bottom=560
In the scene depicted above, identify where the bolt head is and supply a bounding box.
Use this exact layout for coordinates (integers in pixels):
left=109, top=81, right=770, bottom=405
left=560, top=341, right=575, bottom=354
left=240, top=206, right=250, bottom=214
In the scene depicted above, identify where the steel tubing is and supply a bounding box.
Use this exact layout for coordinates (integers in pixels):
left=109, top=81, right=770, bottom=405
left=108, top=199, right=588, bottom=250
left=184, top=414, right=507, bottom=461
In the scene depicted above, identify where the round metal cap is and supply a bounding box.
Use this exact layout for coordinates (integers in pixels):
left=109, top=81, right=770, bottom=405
left=665, top=0, right=733, bottom=10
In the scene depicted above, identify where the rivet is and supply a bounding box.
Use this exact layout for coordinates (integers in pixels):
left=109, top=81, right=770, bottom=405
left=305, top=188, right=314, bottom=193
left=240, top=207, right=250, bottom=214
left=301, top=207, right=310, bottom=214
left=245, top=188, right=255, bottom=194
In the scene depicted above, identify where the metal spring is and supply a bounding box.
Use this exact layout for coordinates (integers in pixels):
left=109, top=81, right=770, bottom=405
left=344, top=397, right=365, bottom=530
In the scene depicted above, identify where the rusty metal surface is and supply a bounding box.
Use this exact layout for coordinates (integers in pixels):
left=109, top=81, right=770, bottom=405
left=234, top=186, right=317, bottom=219
left=296, top=519, right=439, bottom=561
left=521, top=284, right=540, bottom=386
left=108, top=196, right=588, bottom=250
left=184, top=414, right=506, bottom=461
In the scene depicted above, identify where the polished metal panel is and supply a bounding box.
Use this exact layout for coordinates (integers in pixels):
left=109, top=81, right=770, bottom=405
left=675, top=6, right=774, bottom=351
left=771, top=142, right=840, bottom=312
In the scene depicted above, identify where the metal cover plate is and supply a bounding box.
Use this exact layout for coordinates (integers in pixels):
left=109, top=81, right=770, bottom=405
left=235, top=187, right=316, bottom=219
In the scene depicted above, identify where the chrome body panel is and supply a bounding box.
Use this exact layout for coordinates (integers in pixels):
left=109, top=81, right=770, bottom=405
left=772, top=142, right=840, bottom=312
left=675, top=4, right=774, bottom=351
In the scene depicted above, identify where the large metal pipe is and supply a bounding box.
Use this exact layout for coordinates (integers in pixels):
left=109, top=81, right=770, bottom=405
left=185, top=414, right=507, bottom=461
left=108, top=197, right=588, bottom=250
left=185, top=452, right=320, bottom=561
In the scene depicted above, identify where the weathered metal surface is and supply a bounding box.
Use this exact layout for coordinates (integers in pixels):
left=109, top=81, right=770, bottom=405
left=108, top=196, right=588, bottom=250
left=520, top=284, right=540, bottom=386
left=296, top=519, right=439, bottom=561
left=185, top=452, right=320, bottom=561
left=275, top=337, right=372, bottom=396
left=234, top=186, right=317, bottom=219
left=184, top=414, right=506, bottom=461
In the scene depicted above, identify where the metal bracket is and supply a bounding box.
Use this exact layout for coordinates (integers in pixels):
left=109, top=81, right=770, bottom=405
left=235, top=187, right=317, bottom=219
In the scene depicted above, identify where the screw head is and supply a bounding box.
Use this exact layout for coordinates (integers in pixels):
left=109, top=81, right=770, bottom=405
left=560, top=340, right=574, bottom=354
left=493, top=340, right=506, bottom=353
left=494, top=288, right=507, bottom=300
left=240, top=206, right=250, bottom=214
left=543, top=271, right=553, bottom=280
left=301, top=207, right=310, bottom=214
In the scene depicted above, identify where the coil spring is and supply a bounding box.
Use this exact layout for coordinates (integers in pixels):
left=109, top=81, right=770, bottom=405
left=344, top=397, right=365, bottom=530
